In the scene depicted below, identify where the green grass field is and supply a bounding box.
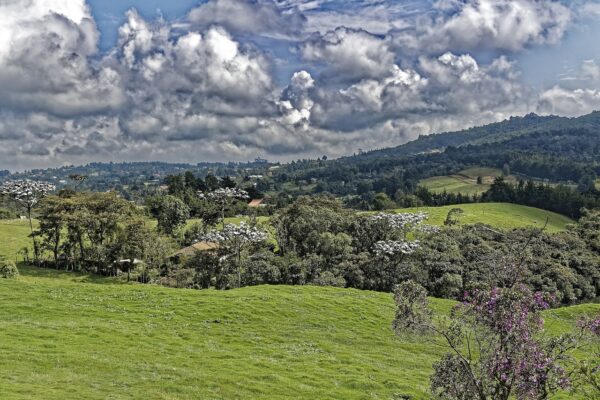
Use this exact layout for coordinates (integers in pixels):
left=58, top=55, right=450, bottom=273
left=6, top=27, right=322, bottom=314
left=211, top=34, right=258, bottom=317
left=420, top=175, right=490, bottom=195
left=395, top=203, right=573, bottom=232
left=419, top=167, right=518, bottom=195
left=0, top=266, right=596, bottom=400
left=0, top=219, right=35, bottom=262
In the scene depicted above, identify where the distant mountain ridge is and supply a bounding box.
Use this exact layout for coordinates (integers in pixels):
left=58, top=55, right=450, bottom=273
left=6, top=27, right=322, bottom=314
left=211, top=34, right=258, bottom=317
left=344, top=111, right=600, bottom=161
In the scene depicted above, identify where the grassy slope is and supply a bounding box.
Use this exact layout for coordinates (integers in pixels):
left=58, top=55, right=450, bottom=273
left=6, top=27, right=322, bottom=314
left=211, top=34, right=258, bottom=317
left=420, top=175, right=490, bottom=196
left=419, top=167, right=517, bottom=196
left=0, top=266, right=597, bottom=400
left=395, top=203, right=573, bottom=232
left=0, top=219, right=35, bottom=261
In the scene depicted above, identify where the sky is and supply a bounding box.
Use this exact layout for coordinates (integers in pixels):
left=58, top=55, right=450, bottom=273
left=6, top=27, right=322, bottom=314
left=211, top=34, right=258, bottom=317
left=1, top=0, right=600, bottom=170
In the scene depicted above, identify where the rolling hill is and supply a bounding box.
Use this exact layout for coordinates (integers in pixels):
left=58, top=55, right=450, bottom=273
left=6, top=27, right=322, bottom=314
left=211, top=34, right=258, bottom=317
left=345, top=111, right=600, bottom=161
left=394, top=203, right=573, bottom=232
left=0, top=266, right=597, bottom=400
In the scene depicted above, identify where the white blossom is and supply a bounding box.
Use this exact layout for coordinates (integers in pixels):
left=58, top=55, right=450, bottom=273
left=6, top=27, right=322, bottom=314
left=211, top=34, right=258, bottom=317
left=198, top=187, right=250, bottom=202
left=417, top=224, right=441, bottom=235
left=367, top=212, right=428, bottom=230
left=202, top=222, right=266, bottom=244
left=0, top=179, right=55, bottom=208
left=374, top=240, right=420, bottom=256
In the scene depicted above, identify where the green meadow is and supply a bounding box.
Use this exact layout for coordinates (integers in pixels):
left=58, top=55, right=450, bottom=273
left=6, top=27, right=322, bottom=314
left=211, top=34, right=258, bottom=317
left=395, top=202, right=573, bottom=233
left=419, top=167, right=517, bottom=196
left=0, top=266, right=596, bottom=400
left=0, top=219, right=35, bottom=261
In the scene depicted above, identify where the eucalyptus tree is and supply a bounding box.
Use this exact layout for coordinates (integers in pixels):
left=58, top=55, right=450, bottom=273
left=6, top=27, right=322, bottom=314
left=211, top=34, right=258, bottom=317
left=1, top=180, right=55, bottom=262
left=68, top=174, right=88, bottom=190
left=152, top=195, right=190, bottom=236
left=198, top=187, right=249, bottom=228
left=202, top=222, right=267, bottom=288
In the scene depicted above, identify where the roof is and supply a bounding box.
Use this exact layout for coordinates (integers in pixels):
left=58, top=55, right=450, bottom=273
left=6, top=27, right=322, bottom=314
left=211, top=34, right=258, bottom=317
left=248, top=198, right=264, bottom=207
left=172, top=241, right=219, bottom=257
left=116, top=258, right=143, bottom=264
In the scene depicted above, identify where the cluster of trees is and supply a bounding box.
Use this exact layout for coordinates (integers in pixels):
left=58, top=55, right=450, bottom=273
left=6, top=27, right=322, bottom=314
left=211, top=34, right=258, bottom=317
left=172, top=197, right=600, bottom=305
left=160, top=171, right=260, bottom=220
left=4, top=177, right=599, bottom=306
left=483, top=178, right=600, bottom=219
left=36, top=191, right=173, bottom=277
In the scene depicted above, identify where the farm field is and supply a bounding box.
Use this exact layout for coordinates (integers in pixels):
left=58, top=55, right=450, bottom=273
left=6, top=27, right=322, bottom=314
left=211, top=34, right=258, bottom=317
left=0, top=266, right=596, bottom=400
left=419, top=167, right=517, bottom=195
left=394, top=203, right=573, bottom=232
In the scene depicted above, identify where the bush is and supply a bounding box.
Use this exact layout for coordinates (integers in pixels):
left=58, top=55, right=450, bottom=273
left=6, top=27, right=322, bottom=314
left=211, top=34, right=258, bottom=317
left=0, top=208, right=14, bottom=219
left=313, top=271, right=346, bottom=287
left=0, top=260, right=19, bottom=279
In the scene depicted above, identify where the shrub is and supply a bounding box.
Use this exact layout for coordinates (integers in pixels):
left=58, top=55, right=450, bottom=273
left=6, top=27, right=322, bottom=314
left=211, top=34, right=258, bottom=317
left=0, top=208, right=14, bottom=219
left=0, top=260, right=19, bottom=279
left=313, top=271, right=346, bottom=287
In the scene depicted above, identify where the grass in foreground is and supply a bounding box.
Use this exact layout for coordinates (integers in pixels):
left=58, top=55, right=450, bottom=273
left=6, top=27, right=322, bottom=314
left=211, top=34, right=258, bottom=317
left=0, top=266, right=597, bottom=400
left=395, top=203, right=573, bottom=232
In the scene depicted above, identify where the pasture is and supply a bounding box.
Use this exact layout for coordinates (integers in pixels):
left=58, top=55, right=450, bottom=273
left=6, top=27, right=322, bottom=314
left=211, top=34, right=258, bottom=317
left=0, top=266, right=596, bottom=399
left=395, top=202, right=573, bottom=232
left=419, top=167, right=516, bottom=195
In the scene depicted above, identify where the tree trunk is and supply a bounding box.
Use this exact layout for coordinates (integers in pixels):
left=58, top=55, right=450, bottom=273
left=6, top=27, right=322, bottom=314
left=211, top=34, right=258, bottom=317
left=27, top=206, right=39, bottom=264
left=222, top=203, right=226, bottom=229
left=237, top=248, right=242, bottom=288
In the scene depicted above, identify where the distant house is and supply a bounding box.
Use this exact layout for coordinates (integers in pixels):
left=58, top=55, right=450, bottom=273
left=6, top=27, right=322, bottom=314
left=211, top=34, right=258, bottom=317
left=171, top=241, right=219, bottom=259
left=116, top=258, right=143, bottom=265
left=248, top=199, right=265, bottom=208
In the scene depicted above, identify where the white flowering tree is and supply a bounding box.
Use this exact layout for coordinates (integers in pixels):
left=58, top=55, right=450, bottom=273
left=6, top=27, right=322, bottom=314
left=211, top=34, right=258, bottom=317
left=1, top=180, right=55, bottom=262
left=198, top=187, right=250, bottom=228
left=416, top=224, right=441, bottom=236
left=202, top=222, right=267, bottom=288
left=367, top=212, right=430, bottom=263
left=374, top=240, right=421, bottom=257
left=367, top=212, right=428, bottom=236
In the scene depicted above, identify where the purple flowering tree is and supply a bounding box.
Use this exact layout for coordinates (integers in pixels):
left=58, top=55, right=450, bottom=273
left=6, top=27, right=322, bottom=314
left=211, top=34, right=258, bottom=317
left=573, top=314, right=600, bottom=398
left=1, top=180, right=55, bottom=262
left=393, top=281, right=577, bottom=400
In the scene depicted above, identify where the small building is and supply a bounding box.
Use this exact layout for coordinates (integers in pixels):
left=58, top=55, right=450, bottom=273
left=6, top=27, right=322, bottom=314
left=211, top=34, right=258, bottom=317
left=171, top=241, right=219, bottom=258
left=248, top=199, right=265, bottom=208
